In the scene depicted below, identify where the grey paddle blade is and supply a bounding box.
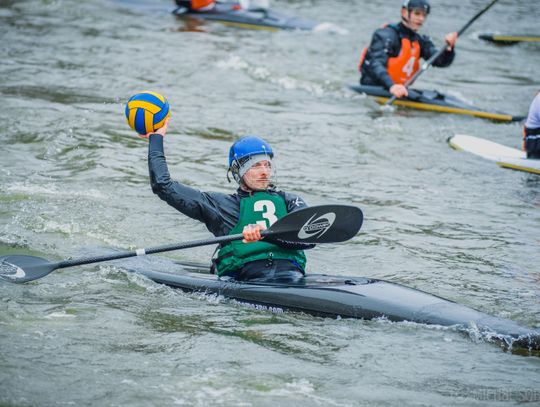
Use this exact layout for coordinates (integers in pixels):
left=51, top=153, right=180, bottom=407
left=0, top=255, right=59, bottom=284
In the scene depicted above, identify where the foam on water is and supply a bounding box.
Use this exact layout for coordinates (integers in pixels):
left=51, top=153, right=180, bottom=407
left=4, top=182, right=107, bottom=200
left=216, top=55, right=326, bottom=96
left=44, top=311, right=76, bottom=319
left=312, top=22, right=349, bottom=35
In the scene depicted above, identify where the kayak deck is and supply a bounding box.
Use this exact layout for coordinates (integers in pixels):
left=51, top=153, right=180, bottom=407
left=448, top=134, right=540, bottom=175
left=350, top=85, right=524, bottom=122
left=172, top=4, right=319, bottom=31
left=125, top=259, right=540, bottom=352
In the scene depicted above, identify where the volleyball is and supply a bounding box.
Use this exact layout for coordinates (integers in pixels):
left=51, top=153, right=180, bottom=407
left=125, top=91, right=170, bottom=135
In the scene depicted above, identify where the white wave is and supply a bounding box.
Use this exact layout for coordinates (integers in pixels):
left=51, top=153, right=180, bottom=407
left=42, top=220, right=82, bottom=235
left=4, top=182, right=107, bottom=199
left=313, top=22, right=349, bottom=35
left=45, top=311, right=76, bottom=319
left=85, top=232, right=126, bottom=248
left=267, top=378, right=348, bottom=406
left=216, top=55, right=325, bottom=96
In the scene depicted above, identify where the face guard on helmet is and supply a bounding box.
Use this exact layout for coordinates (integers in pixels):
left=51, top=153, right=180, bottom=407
left=228, top=136, right=275, bottom=186
left=402, top=0, right=430, bottom=15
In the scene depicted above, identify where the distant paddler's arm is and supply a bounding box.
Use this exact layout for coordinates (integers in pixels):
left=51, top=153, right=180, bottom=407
left=368, top=32, right=408, bottom=98
left=366, top=30, right=396, bottom=91
left=421, top=34, right=456, bottom=67
left=523, top=91, right=540, bottom=153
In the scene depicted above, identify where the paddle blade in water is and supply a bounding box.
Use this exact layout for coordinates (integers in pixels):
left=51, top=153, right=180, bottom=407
left=265, top=205, right=363, bottom=244
left=380, top=105, right=395, bottom=113
left=0, top=255, right=59, bottom=284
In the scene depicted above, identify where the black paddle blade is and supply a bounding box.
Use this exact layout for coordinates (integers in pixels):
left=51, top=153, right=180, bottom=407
left=266, top=205, right=363, bottom=244
left=0, top=255, right=58, bottom=284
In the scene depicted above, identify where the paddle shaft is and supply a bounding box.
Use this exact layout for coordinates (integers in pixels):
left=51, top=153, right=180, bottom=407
left=385, top=0, right=499, bottom=106
left=54, top=203, right=362, bottom=271
left=0, top=204, right=363, bottom=284
left=54, top=232, right=258, bottom=271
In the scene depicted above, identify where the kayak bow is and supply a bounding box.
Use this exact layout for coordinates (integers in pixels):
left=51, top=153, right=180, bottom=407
left=350, top=85, right=525, bottom=122
left=448, top=134, right=540, bottom=175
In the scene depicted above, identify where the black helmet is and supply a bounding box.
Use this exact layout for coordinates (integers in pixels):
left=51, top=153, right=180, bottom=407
left=402, top=0, right=430, bottom=14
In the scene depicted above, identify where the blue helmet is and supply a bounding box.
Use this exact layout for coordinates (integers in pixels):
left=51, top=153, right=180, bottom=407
left=228, top=136, right=274, bottom=183
left=402, top=0, right=430, bottom=14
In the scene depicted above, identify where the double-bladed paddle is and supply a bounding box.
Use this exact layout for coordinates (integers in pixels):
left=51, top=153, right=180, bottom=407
left=385, top=0, right=500, bottom=107
left=0, top=204, right=363, bottom=284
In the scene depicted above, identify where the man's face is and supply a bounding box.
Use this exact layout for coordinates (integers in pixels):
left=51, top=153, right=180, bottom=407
left=242, top=160, right=272, bottom=191
left=402, top=8, right=427, bottom=31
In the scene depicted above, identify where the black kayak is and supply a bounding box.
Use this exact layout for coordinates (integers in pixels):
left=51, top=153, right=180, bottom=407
left=172, top=3, right=321, bottom=31
left=349, top=84, right=525, bottom=122
left=479, top=33, right=540, bottom=45
left=125, top=259, right=540, bottom=353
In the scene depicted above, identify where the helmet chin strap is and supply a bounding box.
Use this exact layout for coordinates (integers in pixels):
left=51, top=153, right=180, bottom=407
left=401, top=10, right=410, bottom=23
left=228, top=159, right=242, bottom=183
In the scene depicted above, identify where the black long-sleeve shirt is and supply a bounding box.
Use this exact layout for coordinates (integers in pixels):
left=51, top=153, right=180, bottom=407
left=360, top=22, right=455, bottom=90
left=148, top=134, right=313, bottom=250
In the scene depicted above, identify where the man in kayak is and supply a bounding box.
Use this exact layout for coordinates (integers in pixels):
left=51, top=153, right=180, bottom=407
left=358, top=0, right=457, bottom=99
left=523, top=91, right=540, bottom=159
left=145, top=119, right=312, bottom=281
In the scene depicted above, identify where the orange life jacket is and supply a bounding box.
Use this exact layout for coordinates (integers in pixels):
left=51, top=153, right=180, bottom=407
left=191, top=0, right=214, bottom=10
left=358, top=24, right=421, bottom=85
left=387, top=37, right=420, bottom=84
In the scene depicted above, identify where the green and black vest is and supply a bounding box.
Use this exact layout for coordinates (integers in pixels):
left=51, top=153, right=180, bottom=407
left=215, top=192, right=306, bottom=276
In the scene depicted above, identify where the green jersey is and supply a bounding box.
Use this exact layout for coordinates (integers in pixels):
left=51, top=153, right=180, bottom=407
left=215, top=192, right=306, bottom=276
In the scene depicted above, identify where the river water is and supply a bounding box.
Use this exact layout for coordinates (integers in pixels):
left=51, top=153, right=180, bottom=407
left=1, top=0, right=539, bottom=406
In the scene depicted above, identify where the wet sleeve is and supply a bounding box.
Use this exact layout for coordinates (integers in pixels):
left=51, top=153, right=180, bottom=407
left=283, top=192, right=308, bottom=213
left=420, top=35, right=455, bottom=67
left=365, top=28, right=399, bottom=90
left=147, top=134, right=228, bottom=235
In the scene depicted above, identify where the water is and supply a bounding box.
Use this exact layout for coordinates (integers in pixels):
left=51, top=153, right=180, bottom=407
left=1, top=0, right=539, bottom=405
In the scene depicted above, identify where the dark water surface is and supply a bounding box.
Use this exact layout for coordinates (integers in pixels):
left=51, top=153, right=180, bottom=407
left=1, top=0, right=539, bottom=406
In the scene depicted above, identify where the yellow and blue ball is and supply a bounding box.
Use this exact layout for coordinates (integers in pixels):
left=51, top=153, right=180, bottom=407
left=125, top=91, right=170, bottom=135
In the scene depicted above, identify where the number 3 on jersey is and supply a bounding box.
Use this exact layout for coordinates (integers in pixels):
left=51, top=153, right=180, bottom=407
left=254, top=200, right=278, bottom=228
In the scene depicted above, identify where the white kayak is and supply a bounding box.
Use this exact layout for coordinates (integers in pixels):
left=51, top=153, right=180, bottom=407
left=448, top=134, right=540, bottom=175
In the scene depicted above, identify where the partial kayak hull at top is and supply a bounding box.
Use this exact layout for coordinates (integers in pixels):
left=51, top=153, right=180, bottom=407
left=172, top=3, right=326, bottom=31
left=118, top=257, right=540, bottom=354
left=110, top=0, right=322, bottom=31
left=349, top=85, right=525, bottom=123
left=479, top=33, right=540, bottom=45
left=448, top=134, right=540, bottom=175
